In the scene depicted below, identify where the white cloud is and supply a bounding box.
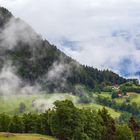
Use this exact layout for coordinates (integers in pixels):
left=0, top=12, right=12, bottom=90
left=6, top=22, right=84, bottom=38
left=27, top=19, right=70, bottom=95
left=1, top=0, right=140, bottom=79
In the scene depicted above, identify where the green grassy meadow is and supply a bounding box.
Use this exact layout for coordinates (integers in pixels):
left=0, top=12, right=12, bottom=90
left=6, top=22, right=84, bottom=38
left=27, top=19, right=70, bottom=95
left=1, top=91, right=139, bottom=118
left=99, top=92, right=140, bottom=105
left=0, top=93, right=77, bottom=115
left=0, top=93, right=121, bottom=118
left=128, top=92, right=140, bottom=104
left=77, top=103, right=120, bottom=118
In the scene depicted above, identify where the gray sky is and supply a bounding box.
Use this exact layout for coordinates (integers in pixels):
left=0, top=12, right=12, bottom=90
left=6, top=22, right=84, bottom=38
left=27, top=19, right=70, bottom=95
left=1, top=0, right=140, bottom=80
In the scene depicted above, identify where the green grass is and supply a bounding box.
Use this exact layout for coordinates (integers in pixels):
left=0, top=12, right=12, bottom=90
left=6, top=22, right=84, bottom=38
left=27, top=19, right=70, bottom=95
left=128, top=92, right=140, bottom=104
left=0, top=93, right=77, bottom=115
left=0, top=93, right=121, bottom=118
left=99, top=92, right=112, bottom=98
left=98, top=92, right=140, bottom=105
left=0, top=133, right=56, bottom=140
left=77, top=103, right=121, bottom=118
left=114, top=97, right=126, bottom=104
left=97, top=92, right=125, bottom=104
left=113, top=92, right=140, bottom=105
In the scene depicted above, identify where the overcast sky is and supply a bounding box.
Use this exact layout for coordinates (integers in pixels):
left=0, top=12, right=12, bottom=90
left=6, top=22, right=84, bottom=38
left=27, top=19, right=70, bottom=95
left=0, top=0, right=140, bottom=80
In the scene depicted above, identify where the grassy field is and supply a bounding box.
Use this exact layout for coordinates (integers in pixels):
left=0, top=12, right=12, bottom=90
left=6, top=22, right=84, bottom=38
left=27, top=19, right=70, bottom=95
left=0, top=133, right=56, bottom=140
left=98, top=92, right=126, bottom=104
left=0, top=93, right=122, bottom=118
left=77, top=103, right=120, bottom=118
left=98, top=92, right=111, bottom=98
left=0, top=93, right=77, bottom=115
left=98, top=92, right=140, bottom=105
left=128, top=92, right=140, bottom=104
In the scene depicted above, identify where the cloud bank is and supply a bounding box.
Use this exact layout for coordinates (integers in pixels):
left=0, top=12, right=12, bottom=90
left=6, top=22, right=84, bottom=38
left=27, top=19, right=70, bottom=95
left=1, top=0, right=140, bottom=80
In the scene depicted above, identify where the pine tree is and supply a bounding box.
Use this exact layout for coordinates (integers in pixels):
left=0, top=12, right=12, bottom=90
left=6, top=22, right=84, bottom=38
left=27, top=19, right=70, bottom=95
left=98, top=107, right=116, bottom=140
left=128, top=116, right=139, bottom=140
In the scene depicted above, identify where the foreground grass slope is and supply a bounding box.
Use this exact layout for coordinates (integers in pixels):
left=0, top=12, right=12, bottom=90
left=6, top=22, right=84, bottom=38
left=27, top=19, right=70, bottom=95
left=0, top=133, right=56, bottom=140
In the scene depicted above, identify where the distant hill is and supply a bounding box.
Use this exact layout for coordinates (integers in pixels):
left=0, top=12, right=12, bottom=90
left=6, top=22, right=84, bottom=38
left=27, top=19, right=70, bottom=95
left=0, top=7, right=135, bottom=93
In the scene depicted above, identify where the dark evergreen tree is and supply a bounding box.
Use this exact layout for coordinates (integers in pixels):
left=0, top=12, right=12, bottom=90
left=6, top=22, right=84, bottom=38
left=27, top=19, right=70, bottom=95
left=0, top=113, right=10, bottom=132
left=8, top=115, right=24, bottom=133
left=128, top=116, right=139, bottom=140
left=49, top=100, right=84, bottom=140
left=98, top=107, right=116, bottom=140
left=22, top=113, right=38, bottom=133
left=83, top=109, right=104, bottom=140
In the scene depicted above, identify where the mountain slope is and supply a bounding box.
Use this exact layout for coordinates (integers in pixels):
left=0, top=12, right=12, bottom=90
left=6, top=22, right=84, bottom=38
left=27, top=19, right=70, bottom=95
left=0, top=7, right=133, bottom=93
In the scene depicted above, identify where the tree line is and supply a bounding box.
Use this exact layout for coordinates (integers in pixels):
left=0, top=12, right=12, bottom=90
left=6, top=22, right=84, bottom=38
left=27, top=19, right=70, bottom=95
left=0, top=100, right=140, bottom=140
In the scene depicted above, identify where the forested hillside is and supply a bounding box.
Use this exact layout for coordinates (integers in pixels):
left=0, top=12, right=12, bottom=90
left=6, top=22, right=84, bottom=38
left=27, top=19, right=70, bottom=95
left=0, top=7, right=135, bottom=93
